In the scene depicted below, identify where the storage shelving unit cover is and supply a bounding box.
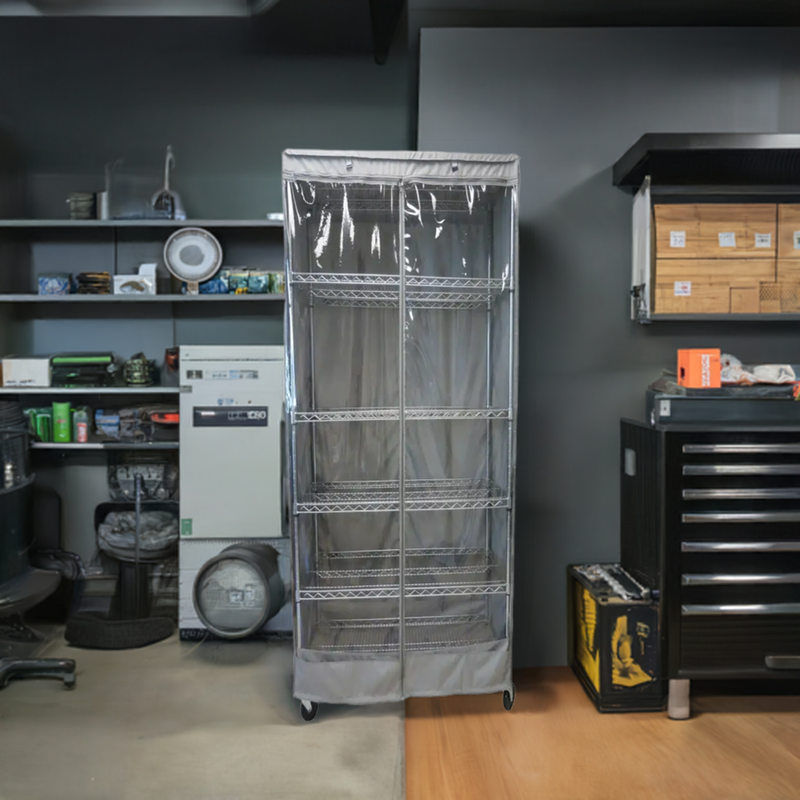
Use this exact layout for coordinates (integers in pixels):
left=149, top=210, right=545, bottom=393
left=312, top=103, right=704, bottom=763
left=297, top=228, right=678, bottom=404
left=283, top=150, right=519, bottom=704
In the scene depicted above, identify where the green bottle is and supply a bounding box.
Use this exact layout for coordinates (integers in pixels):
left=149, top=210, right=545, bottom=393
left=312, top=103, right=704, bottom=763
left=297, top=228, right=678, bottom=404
left=52, top=401, right=72, bottom=443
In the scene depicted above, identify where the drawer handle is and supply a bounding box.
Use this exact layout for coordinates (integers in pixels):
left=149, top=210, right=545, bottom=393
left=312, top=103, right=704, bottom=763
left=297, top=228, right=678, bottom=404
left=682, top=603, right=800, bottom=616
left=765, top=655, right=800, bottom=670
left=682, top=512, right=800, bottom=523
left=682, top=541, right=800, bottom=552
left=682, top=573, right=800, bottom=586
left=683, top=444, right=800, bottom=454
left=683, top=464, right=800, bottom=476
left=683, top=488, right=800, bottom=500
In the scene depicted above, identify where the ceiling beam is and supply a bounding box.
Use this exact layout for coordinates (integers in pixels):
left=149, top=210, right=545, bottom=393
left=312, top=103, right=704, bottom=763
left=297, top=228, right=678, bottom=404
left=369, top=0, right=405, bottom=65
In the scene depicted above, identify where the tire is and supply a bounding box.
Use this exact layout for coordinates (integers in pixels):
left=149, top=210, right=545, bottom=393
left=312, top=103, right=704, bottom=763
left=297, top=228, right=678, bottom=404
left=300, top=700, right=319, bottom=722
left=503, top=683, right=516, bottom=711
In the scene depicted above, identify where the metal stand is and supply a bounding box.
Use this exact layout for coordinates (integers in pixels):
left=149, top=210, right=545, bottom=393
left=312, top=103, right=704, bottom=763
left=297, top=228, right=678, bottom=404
left=668, top=678, right=691, bottom=720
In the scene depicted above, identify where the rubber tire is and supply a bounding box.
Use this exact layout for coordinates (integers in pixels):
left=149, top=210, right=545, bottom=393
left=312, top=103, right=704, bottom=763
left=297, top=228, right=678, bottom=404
left=503, top=683, right=516, bottom=711
left=65, top=614, right=173, bottom=650
left=300, top=701, right=319, bottom=722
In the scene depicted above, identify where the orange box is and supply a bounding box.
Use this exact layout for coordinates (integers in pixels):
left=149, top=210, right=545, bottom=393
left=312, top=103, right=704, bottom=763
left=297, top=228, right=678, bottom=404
left=677, top=349, right=721, bottom=388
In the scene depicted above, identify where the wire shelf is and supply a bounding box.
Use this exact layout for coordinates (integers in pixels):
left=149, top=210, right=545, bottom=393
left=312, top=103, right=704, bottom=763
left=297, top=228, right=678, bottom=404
left=295, top=478, right=508, bottom=514
left=297, top=580, right=508, bottom=601
left=313, top=548, right=497, bottom=582
left=291, top=272, right=510, bottom=290
left=302, top=189, right=493, bottom=215
left=291, top=272, right=511, bottom=309
left=292, top=407, right=510, bottom=423
left=305, top=614, right=501, bottom=653
left=309, top=287, right=497, bottom=310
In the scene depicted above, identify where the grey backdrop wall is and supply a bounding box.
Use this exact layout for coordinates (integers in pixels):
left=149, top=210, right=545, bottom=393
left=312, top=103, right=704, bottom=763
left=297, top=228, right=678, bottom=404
left=419, top=26, right=800, bottom=668
left=0, top=9, right=409, bottom=219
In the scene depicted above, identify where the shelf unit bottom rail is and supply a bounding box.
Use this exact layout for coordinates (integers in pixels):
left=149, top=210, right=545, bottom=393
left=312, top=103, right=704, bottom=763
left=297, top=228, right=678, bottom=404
left=305, top=614, right=501, bottom=653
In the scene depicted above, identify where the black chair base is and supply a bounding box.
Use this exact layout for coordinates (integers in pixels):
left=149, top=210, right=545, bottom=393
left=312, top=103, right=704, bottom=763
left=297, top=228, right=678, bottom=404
left=0, top=657, right=76, bottom=689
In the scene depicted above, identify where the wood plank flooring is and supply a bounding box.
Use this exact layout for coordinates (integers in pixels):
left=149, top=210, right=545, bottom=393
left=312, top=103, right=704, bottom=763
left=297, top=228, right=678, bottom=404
left=405, top=667, right=800, bottom=800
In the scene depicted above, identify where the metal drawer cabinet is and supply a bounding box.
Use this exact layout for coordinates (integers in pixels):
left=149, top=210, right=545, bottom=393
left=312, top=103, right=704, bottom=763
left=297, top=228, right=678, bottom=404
left=621, top=421, right=800, bottom=719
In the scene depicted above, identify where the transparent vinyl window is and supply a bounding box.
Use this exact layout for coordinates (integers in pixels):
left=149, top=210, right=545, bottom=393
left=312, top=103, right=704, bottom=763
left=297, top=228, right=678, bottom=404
left=285, top=181, right=400, bottom=276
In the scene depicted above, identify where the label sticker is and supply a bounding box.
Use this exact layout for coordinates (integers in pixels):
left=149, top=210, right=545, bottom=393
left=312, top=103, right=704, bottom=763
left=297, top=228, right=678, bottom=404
left=794, top=231, right=800, bottom=250
left=718, top=232, right=736, bottom=248
left=181, top=519, right=193, bottom=537
left=674, top=281, right=692, bottom=296
left=186, top=370, right=203, bottom=380
left=755, top=233, right=772, bottom=248
left=206, top=370, right=259, bottom=381
left=193, top=407, right=269, bottom=427
left=658, top=399, right=672, bottom=418
left=669, top=231, right=686, bottom=248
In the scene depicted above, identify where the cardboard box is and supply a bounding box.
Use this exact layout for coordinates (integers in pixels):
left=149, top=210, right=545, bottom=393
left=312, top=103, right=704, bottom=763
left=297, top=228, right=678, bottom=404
left=677, top=348, right=721, bottom=388
left=654, top=203, right=777, bottom=260
left=777, top=259, right=800, bottom=283
left=759, top=282, right=800, bottom=313
left=653, top=259, right=776, bottom=315
left=1, top=356, right=51, bottom=387
left=777, top=205, right=800, bottom=259
left=654, top=257, right=775, bottom=286
left=730, top=286, right=760, bottom=313
left=654, top=283, right=730, bottom=314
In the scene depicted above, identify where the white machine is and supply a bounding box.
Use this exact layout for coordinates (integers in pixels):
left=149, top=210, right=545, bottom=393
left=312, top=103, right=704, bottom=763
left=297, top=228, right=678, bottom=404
left=178, top=345, right=291, bottom=638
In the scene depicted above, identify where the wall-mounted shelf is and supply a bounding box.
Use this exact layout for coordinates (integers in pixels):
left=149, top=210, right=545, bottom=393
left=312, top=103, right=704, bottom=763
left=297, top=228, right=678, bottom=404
left=0, top=294, right=285, bottom=303
left=613, top=133, right=800, bottom=190
left=0, top=219, right=283, bottom=228
left=31, top=441, right=179, bottom=450
left=0, top=386, right=180, bottom=395
left=614, top=134, right=800, bottom=323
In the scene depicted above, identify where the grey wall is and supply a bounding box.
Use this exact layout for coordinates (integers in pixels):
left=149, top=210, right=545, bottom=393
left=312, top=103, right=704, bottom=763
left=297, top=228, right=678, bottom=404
left=419, top=27, right=800, bottom=668
left=0, top=7, right=409, bottom=218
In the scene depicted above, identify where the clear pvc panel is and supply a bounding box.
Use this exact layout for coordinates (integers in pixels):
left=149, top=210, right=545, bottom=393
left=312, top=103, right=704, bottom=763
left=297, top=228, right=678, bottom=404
left=286, top=179, right=403, bottom=664
left=402, top=183, right=514, bottom=657
left=285, top=180, right=400, bottom=277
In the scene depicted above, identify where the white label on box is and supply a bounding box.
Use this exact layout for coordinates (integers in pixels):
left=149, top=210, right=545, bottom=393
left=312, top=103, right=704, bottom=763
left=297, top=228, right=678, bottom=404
left=670, top=231, right=686, bottom=248
left=658, top=399, right=671, bottom=418
left=719, top=232, right=736, bottom=248
left=701, top=354, right=713, bottom=387
left=674, top=281, right=692, bottom=296
left=794, top=231, right=800, bottom=250
left=755, top=232, right=772, bottom=248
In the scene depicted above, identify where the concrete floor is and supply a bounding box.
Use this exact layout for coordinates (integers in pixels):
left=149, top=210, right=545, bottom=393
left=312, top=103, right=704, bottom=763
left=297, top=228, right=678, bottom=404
left=0, top=631, right=404, bottom=800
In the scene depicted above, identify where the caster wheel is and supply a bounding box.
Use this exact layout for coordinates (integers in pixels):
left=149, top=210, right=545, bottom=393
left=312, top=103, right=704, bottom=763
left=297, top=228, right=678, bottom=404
left=63, top=674, right=76, bottom=690
left=502, top=683, right=515, bottom=711
left=300, top=700, right=319, bottom=722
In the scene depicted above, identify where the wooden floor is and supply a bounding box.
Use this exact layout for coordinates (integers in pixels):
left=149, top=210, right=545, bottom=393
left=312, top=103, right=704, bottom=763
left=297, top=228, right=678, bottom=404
left=405, top=667, right=800, bottom=800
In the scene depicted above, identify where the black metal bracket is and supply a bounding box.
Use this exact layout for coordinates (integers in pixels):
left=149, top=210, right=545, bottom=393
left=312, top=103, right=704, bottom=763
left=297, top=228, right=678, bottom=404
left=369, top=0, right=405, bottom=65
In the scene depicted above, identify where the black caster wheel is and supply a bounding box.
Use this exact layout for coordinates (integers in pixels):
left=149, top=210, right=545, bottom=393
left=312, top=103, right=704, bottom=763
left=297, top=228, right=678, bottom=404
left=63, top=674, right=76, bottom=690
left=300, top=700, right=319, bottom=722
left=502, top=683, right=515, bottom=711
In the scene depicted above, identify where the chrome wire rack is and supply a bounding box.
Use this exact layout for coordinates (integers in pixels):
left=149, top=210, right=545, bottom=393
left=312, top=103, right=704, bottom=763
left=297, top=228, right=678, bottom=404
left=284, top=156, right=518, bottom=709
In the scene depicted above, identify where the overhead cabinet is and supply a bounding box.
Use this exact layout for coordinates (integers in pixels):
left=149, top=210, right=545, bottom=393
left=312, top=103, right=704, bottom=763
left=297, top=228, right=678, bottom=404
left=613, top=134, right=800, bottom=321
left=283, top=150, right=519, bottom=712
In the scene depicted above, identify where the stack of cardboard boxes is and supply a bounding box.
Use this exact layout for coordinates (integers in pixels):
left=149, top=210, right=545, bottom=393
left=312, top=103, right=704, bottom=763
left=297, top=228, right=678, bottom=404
left=653, top=203, right=800, bottom=314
